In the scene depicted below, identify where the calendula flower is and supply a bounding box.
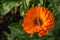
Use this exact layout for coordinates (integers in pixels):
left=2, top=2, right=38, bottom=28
left=22, top=6, right=54, bottom=37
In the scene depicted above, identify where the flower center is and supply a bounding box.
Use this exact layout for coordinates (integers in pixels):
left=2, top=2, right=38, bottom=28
left=34, top=18, right=43, bottom=26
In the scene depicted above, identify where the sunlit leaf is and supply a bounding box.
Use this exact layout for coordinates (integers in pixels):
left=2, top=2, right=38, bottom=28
left=0, top=1, right=20, bottom=15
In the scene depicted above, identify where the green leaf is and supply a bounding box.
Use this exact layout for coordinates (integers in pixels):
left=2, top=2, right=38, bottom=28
left=26, top=0, right=30, bottom=6
left=48, top=30, right=53, bottom=36
left=48, top=0, right=58, bottom=15
left=22, top=0, right=28, bottom=13
left=47, top=37, right=55, bottom=40
left=0, top=1, right=19, bottom=15
left=55, top=12, right=60, bottom=22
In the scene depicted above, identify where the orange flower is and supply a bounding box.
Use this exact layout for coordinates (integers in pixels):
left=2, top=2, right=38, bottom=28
left=22, top=6, right=54, bottom=37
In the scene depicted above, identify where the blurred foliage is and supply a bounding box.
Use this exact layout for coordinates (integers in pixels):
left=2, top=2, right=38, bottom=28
left=0, top=0, right=60, bottom=40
